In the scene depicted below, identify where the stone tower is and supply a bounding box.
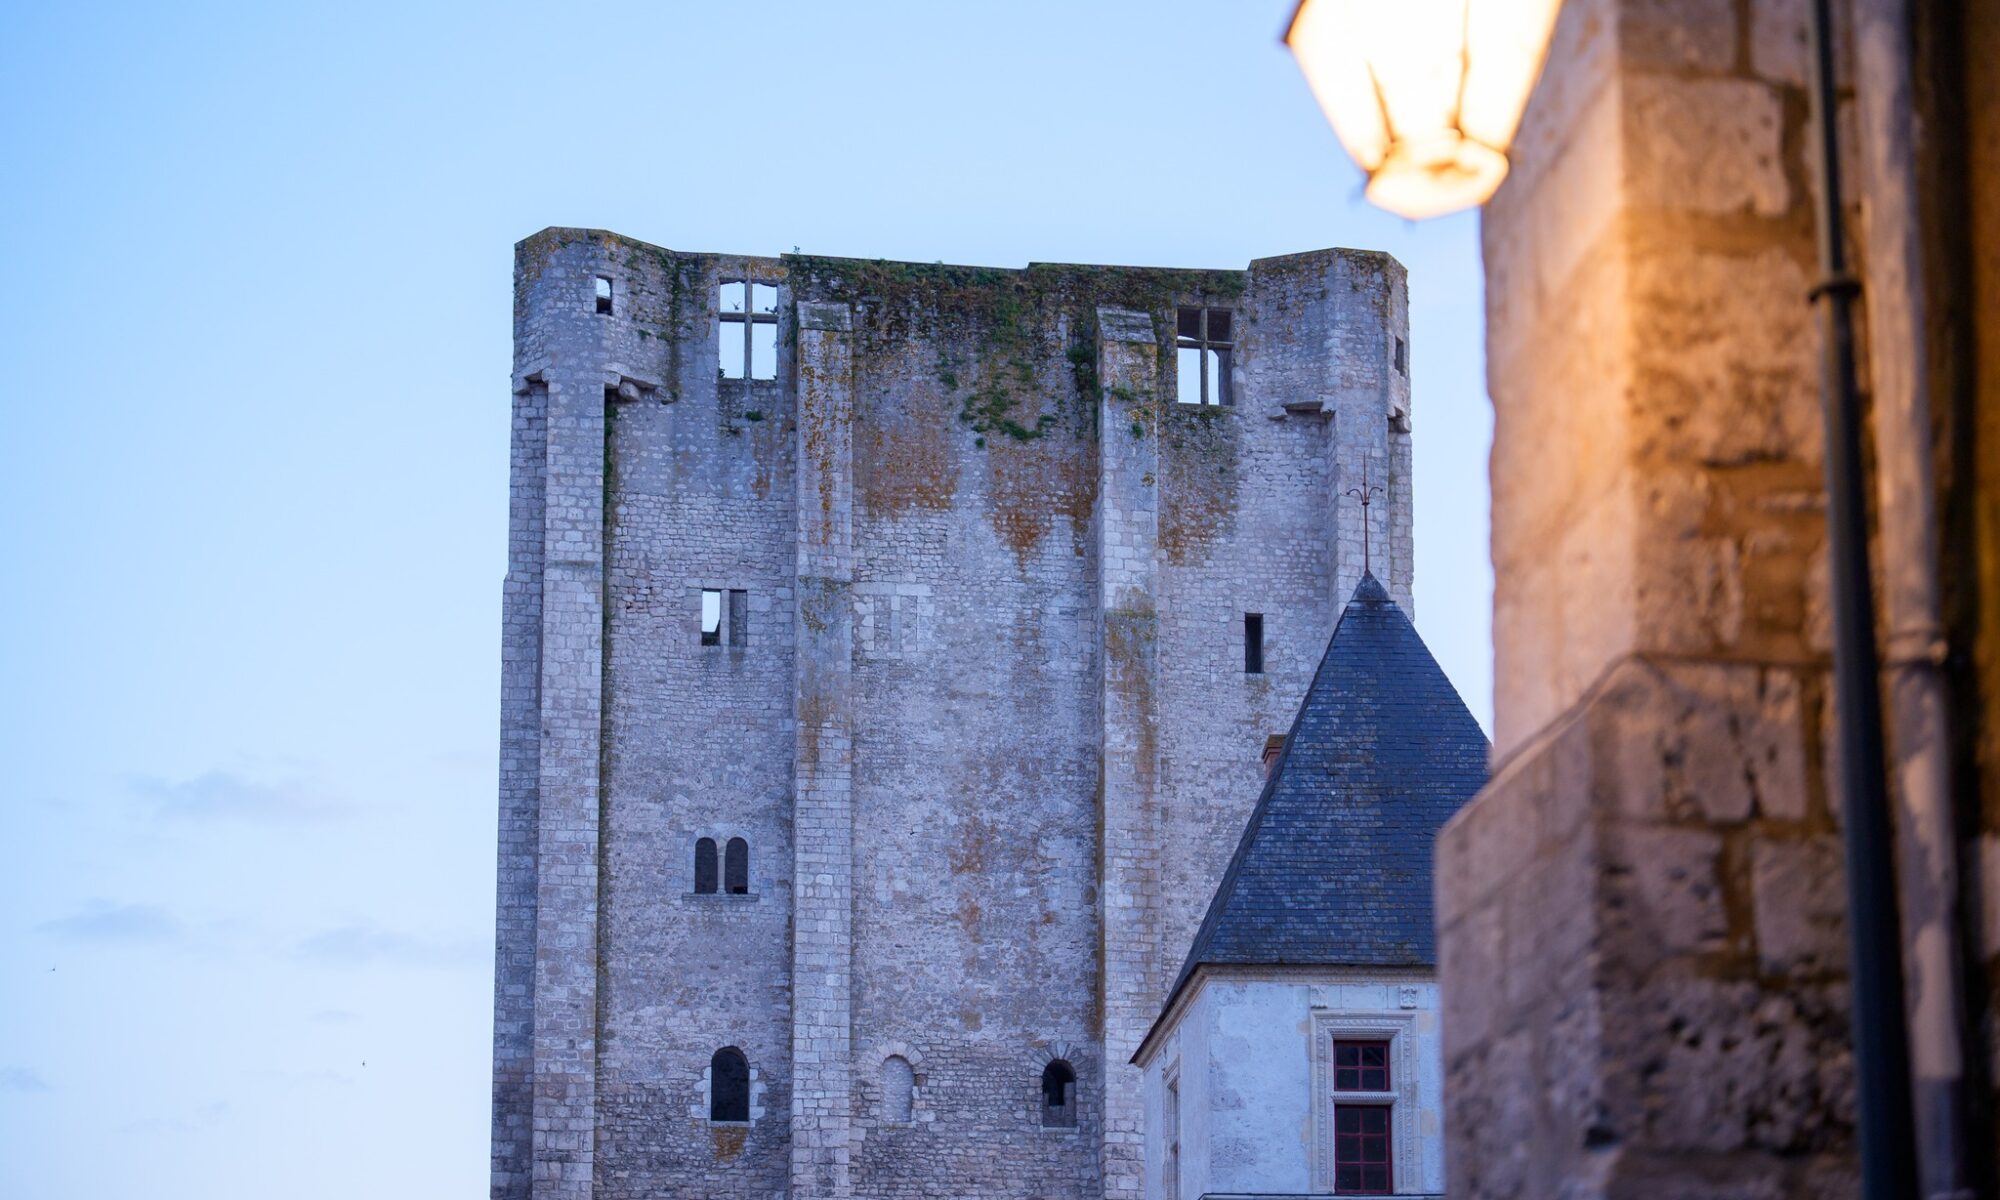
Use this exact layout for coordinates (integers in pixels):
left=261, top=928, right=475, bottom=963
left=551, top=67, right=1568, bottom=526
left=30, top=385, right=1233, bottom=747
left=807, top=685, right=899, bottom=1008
left=490, top=228, right=1412, bottom=1200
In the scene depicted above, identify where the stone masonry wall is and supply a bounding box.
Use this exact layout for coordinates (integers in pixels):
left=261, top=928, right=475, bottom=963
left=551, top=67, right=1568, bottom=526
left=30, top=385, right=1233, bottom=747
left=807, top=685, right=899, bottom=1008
left=1443, top=0, right=1862, bottom=1193
left=493, top=229, right=1410, bottom=1199
left=1439, top=659, right=1854, bottom=1198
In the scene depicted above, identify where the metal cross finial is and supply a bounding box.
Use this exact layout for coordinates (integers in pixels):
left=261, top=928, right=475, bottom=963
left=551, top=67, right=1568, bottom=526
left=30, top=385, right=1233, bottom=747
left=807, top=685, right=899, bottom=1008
left=1344, top=460, right=1385, bottom=575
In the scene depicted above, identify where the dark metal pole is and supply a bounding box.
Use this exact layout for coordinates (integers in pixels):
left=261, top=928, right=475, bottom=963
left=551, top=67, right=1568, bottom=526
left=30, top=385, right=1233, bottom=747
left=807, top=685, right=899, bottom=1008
left=1805, top=0, right=1921, bottom=1195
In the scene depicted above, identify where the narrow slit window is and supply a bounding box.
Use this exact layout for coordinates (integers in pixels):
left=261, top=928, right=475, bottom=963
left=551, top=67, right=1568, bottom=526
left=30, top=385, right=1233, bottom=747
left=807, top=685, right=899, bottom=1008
left=719, top=279, right=779, bottom=381
left=701, top=590, right=723, bottom=646
left=1244, top=613, right=1265, bottom=675
left=728, top=589, right=749, bottom=647
left=710, top=1047, right=750, bottom=1123
left=1175, top=307, right=1234, bottom=405
left=725, top=837, right=749, bottom=894
left=1393, top=335, right=1407, bottom=376
left=1040, top=1059, right=1077, bottom=1128
left=594, top=276, right=613, bottom=315
left=694, top=837, right=718, bottom=895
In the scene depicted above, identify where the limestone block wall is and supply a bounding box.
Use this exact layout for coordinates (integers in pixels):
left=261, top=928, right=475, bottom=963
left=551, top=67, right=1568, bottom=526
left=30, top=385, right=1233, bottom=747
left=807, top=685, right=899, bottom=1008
left=1482, top=0, right=1833, bottom=757
left=1439, top=660, right=1853, bottom=1198
left=492, top=230, right=1410, bottom=1200
left=1442, top=0, right=1862, bottom=1193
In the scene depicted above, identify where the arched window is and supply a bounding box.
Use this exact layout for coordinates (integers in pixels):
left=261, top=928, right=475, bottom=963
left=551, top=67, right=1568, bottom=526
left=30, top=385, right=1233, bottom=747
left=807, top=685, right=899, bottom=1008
left=694, top=838, right=718, bottom=895
left=725, top=837, right=749, bottom=895
left=882, top=1055, right=914, bottom=1123
left=710, top=1047, right=749, bottom=1123
left=1040, top=1059, right=1076, bottom=1128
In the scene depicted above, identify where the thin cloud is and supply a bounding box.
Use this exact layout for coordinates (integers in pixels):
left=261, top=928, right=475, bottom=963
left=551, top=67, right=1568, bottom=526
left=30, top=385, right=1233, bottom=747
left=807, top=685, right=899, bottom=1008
left=0, top=1068, right=50, bottom=1093
left=126, top=770, right=346, bottom=823
left=295, top=922, right=484, bottom=970
left=39, top=901, right=181, bottom=944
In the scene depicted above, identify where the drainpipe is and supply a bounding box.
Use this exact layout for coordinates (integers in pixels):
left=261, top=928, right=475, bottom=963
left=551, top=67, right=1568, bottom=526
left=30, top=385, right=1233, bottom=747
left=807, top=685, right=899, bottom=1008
left=1849, top=0, right=1974, bottom=1195
left=1806, top=0, right=1921, bottom=1195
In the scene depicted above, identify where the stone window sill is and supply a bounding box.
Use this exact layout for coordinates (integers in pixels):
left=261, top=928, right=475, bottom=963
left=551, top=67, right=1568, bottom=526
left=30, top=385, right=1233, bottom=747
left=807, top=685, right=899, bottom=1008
left=686, top=892, right=762, bottom=902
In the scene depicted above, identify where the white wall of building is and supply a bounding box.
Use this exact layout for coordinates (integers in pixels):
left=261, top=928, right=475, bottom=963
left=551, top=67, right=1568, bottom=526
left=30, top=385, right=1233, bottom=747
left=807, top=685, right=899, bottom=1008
left=1139, top=968, right=1443, bottom=1198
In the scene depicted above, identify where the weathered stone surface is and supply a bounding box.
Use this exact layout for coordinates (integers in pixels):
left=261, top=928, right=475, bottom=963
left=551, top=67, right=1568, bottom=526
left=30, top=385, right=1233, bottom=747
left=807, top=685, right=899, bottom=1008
left=1438, top=657, right=1854, bottom=1200
left=1751, top=837, right=1849, bottom=975
left=1484, top=0, right=1832, bottom=759
left=1623, top=77, right=1788, bottom=217
left=495, top=230, right=1413, bottom=1199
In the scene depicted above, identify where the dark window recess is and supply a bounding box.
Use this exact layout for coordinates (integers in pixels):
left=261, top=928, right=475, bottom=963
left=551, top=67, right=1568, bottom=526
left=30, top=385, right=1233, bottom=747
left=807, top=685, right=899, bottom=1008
left=694, top=838, right=719, bottom=895
left=725, top=837, right=749, bottom=894
left=595, top=276, right=613, bottom=315
left=1041, top=1060, right=1077, bottom=1128
left=1333, top=1040, right=1391, bottom=1092
left=710, top=1047, right=750, bottom=1122
left=728, top=589, right=749, bottom=647
left=701, top=589, right=723, bottom=646
left=1244, top=613, right=1265, bottom=675
left=719, top=279, right=779, bottom=381
left=1333, top=1105, right=1392, bottom=1194
left=1176, top=306, right=1234, bottom=406
left=1393, top=335, right=1407, bottom=376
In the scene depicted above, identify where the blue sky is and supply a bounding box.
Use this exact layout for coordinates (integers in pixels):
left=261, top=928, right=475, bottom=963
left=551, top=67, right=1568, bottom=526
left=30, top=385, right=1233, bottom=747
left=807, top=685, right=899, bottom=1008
left=0, top=3, right=1490, bottom=1196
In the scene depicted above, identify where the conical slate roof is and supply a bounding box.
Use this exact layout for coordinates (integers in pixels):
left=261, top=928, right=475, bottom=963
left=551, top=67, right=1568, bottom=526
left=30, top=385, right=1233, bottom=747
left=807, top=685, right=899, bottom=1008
left=1163, top=572, right=1489, bottom=1009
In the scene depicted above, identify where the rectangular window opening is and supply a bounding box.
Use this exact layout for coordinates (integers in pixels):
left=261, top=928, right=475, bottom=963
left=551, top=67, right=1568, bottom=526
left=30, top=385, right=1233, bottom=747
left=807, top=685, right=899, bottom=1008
left=1333, top=1105, right=1393, bottom=1194
left=1175, top=345, right=1205, bottom=406
left=1175, top=306, right=1235, bottom=405
left=719, top=278, right=780, bottom=382
left=701, top=589, right=723, bottom=646
left=719, top=321, right=746, bottom=380
left=1244, top=613, right=1264, bottom=675
left=749, top=323, right=778, bottom=380
left=728, top=589, right=749, bottom=647
left=1332, top=1039, right=1391, bottom=1092
left=1393, top=335, right=1407, bottom=376
left=594, top=276, right=613, bottom=315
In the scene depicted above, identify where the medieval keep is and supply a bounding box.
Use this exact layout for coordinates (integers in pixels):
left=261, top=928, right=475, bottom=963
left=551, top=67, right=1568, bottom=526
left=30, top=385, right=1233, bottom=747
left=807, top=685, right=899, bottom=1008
left=491, top=227, right=1418, bottom=1200
left=1134, top=573, right=1488, bottom=1199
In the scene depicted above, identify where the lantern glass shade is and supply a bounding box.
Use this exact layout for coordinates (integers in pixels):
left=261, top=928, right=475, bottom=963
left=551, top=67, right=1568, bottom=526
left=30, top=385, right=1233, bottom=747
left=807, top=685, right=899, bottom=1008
left=1285, top=0, right=1563, bottom=220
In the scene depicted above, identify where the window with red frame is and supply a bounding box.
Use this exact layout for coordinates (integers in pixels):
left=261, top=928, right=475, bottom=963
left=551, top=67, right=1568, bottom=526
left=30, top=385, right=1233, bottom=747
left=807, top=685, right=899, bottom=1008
left=1332, top=1039, right=1392, bottom=1194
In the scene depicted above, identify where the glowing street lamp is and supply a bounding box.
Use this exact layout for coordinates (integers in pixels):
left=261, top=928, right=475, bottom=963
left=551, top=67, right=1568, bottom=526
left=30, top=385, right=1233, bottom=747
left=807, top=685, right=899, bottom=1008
left=1284, top=0, right=1564, bottom=219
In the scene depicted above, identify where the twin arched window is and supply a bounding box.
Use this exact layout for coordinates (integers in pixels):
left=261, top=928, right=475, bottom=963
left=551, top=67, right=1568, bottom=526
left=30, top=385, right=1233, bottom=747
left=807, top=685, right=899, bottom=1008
left=694, top=837, right=750, bottom=895
left=710, top=1047, right=749, bottom=1123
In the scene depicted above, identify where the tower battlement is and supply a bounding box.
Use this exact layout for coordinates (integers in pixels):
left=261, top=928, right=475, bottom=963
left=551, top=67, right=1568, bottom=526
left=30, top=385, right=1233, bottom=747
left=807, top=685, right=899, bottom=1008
left=493, top=227, right=1414, bottom=1199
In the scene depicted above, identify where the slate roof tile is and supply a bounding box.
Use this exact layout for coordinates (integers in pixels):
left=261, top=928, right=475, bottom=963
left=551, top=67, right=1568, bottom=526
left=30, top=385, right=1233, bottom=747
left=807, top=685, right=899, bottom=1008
left=1162, top=572, right=1490, bottom=1006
